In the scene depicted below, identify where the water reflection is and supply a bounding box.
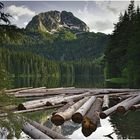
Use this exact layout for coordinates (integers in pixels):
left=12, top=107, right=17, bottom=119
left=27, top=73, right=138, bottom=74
left=12, top=75, right=104, bottom=88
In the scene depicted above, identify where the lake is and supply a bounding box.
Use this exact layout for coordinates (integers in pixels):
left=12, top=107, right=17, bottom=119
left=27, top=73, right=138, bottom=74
left=3, top=74, right=140, bottom=139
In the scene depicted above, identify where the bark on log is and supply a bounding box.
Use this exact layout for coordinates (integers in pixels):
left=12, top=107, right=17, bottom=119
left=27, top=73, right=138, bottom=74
left=22, top=122, right=52, bottom=139
left=72, top=96, right=96, bottom=123
left=29, top=120, right=69, bottom=139
left=82, top=98, right=103, bottom=137
left=51, top=97, right=89, bottom=126
left=100, top=96, right=134, bottom=119
left=102, top=95, right=109, bottom=111
left=117, top=94, right=140, bottom=113
left=52, top=101, right=75, bottom=115
left=130, top=103, right=140, bottom=111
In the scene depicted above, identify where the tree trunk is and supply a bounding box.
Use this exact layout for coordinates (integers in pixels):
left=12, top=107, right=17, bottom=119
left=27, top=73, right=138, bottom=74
left=82, top=98, right=103, bottom=137
left=52, top=101, right=75, bottom=115
left=22, top=122, right=52, bottom=139
left=100, top=96, right=134, bottom=119
left=102, top=95, right=109, bottom=111
left=117, top=94, right=140, bottom=113
left=51, top=97, right=89, bottom=126
left=29, top=120, right=69, bottom=139
left=72, top=96, right=96, bottom=123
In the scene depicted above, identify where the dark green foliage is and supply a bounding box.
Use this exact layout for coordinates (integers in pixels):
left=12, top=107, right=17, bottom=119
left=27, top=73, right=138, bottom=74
left=105, top=0, right=140, bottom=88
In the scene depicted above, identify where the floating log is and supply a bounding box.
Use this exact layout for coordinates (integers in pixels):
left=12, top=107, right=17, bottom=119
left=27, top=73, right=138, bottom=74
left=18, top=87, right=46, bottom=93
left=18, top=95, right=64, bottom=110
left=72, top=96, right=96, bottom=123
left=130, top=103, right=140, bottom=111
left=82, top=98, right=103, bottom=137
left=100, top=96, right=134, bottom=119
left=52, top=101, right=75, bottom=115
left=22, top=122, right=52, bottom=139
left=117, top=94, right=140, bottom=113
left=0, top=104, right=63, bottom=117
left=51, top=97, right=89, bottom=126
left=5, top=87, right=33, bottom=93
left=29, top=120, right=69, bottom=139
left=102, top=95, right=109, bottom=111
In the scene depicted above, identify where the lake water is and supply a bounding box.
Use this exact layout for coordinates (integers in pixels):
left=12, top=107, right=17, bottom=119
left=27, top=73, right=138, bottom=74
left=4, top=75, right=140, bottom=139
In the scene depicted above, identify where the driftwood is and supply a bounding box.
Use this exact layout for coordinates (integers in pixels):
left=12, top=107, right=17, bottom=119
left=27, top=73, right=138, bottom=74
left=22, top=122, right=52, bottom=139
left=82, top=98, right=103, bottom=137
left=72, top=96, right=96, bottom=123
left=29, top=120, right=69, bottom=139
left=51, top=97, right=89, bottom=126
left=52, top=101, right=75, bottom=115
left=0, top=104, right=63, bottom=117
left=130, top=103, right=140, bottom=111
left=18, top=87, right=46, bottom=93
left=102, top=95, right=109, bottom=111
left=100, top=96, right=134, bottom=119
left=117, top=94, right=140, bottom=113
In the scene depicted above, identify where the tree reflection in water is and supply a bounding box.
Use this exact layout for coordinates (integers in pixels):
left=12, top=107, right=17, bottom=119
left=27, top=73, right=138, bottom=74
left=109, top=111, right=140, bottom=139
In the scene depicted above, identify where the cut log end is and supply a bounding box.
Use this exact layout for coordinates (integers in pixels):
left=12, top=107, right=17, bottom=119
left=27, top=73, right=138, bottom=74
left=18, top=104, right=26, bottom=110
left=117, top=106, right=126, bottom=113
left=72, top=112, right=83, bottom=123
left=51, top=114, right=64, bottom=126
left=99, top=112, right=107, bottom=119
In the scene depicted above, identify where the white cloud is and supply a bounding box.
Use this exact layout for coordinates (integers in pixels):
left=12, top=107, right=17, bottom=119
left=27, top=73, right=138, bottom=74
left=23, top=22, right=28, bottom=26
left=6, top=5, right=35, bottom=17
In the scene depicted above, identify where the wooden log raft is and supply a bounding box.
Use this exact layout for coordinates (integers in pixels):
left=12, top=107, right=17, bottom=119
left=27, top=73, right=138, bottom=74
left=22, top=122, right=52, bottom=139
left=130, top=103, right=140, bottom=111
left=82, top=98, right=103, bottom=137
left=102, top=95, right=109, bottom=111
left=51, top=97, right=89, bottom=126
left=72, top=96, right=96, bottom=123
left=100, top=96, right=134, bottom=119
left=29, top=120, right=69, bottom=139
left=117, top=94, right=140, bottom=113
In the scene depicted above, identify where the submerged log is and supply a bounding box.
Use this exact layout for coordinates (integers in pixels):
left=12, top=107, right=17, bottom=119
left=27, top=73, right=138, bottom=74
left=72, top=96, right=96, bottom=123
left=130, top=103, right=140, bottom=111
left=100, top=96, right=134, bottom=119
left=51, top=97, right=89, bottom=126
left=102, top=95, right=109, bottom=111
left=29, top=120, right=68, bottom=139
left=52, top=101, right=75, bottom=115
left=117, top=94, right=140, bottom=113
left=82, top=98, right=103, bottom=137
left=22, top=122, right=52, bottom=139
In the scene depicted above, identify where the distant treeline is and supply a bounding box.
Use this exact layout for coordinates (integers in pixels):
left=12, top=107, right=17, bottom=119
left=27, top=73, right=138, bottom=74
left=0, top=48, right=103, bottom=89
left=105, top=0, right=140, bottom=88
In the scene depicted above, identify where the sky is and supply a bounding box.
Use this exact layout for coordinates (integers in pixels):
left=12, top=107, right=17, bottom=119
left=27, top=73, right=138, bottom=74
left=2, top=1, right=140, bottom=34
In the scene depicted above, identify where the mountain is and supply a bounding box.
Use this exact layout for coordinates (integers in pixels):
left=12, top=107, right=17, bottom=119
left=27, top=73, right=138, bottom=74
left=26, top=10, right=89, bottom=33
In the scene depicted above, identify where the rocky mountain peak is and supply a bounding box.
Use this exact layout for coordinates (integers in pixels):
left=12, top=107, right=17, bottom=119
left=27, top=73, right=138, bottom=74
left=26, top=10, right=89, bottom=33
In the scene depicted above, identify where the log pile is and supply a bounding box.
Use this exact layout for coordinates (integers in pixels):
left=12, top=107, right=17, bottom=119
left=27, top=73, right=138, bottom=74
left=2, top=87, right=140, bottom=138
